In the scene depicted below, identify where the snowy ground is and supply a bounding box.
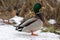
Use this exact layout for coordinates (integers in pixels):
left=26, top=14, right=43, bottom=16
left=0, top=24, right=60, bottom=40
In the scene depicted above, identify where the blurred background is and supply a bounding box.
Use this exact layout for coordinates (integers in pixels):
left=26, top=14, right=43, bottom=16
left=0, top=0, right=60, bottom=29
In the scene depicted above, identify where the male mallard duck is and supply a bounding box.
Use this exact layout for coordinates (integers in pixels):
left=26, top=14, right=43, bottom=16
left=16, top=3, right=44, bottom=36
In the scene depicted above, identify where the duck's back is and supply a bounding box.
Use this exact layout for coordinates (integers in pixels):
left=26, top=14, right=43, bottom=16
left=22, top=19, right=43, bottom=33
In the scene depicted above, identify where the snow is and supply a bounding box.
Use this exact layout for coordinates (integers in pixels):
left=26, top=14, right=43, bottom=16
left=0, top=16, right=60, bottom=40
left=0, top=24, right=60, bottom=40
left=0, top=19, right=4, bottom=24
left=0, top=19, right=3, bottom=22
left=48, top=19, right=56, bottom=24
left=9, top=16, right=24, bottom=26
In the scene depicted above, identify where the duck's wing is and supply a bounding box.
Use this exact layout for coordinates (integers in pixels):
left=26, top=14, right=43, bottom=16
left=16, top=17, right=37, bottom=31
left=20, top=17, right=38, bottom=27
left=22, top=19, right=43, bottom=33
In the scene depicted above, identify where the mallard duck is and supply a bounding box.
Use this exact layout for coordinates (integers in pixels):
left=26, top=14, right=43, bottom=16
left=16, top=3, right=44, bottom=36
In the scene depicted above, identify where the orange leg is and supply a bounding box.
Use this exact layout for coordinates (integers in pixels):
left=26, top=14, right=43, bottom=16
left=31, top=30, right=38, bottom=36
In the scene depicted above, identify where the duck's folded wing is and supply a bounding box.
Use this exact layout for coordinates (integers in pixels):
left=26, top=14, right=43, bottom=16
left=20, top=18, right=38, bottom=27
left=22, top=19, right=43, bottom=32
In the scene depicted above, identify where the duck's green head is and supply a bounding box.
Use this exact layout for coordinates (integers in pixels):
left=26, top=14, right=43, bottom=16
left=34, top=3, right=42, bottom=13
